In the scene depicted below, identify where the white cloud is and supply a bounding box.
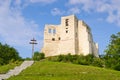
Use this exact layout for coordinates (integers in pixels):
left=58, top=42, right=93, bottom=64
left=0, top=0, right=57, bottom=58
left=0, top=0, right=42, bottom=47
left=30, top=0, right=56, bottom=4
left=68, top=0, right=120, bottom=26
left=69, top=0, right=82, bottom=5
left=51, top=8, right=64, bottom=16
left=51, top=7, right=80, bottom=16
left=68, top=0, right=94, bottom=12
left=68, top=7, right=80, bottom=14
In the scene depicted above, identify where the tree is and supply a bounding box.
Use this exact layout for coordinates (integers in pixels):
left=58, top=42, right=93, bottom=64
left=0, top=43, right=22, bottom=65
left=104, top=32, right=120, bottom=70
left=33, top=52, right=45, bottom=61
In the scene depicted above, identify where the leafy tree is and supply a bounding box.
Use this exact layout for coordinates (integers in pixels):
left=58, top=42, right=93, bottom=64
left=0, top=43, right=22, bottom=65
left=104, top=32, right=120, bottom=70
left=33, top=52, right=45, bottom=61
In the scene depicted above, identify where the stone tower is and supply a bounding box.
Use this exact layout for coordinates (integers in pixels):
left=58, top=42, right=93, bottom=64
left=41, top=15, right=99, bottom=57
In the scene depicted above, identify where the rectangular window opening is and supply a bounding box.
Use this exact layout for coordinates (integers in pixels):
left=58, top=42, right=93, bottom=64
left=58, top=37, right=61, bottom=40
left=52, top=38, right=55, bottom=41
left=53, top=29, right=56, bottom=34
left=48, top=29, right=52, bottom=33
left=65, top=19, right=69, bottom=26
left=66, top=30, right=68, bottom=33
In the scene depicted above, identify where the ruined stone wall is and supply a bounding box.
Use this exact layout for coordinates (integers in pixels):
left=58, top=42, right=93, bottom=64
left=42, top=25, right=61, bottom=57
left=41, top=15, right=99, bottom=57
left=59, top=15, right=76, bottom=55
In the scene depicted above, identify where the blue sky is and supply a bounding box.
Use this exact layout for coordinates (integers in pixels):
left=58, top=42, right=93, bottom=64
left=0, top=0, right=120, bottom=58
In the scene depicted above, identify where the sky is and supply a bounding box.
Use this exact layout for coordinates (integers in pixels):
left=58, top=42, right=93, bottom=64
left=0, top=0, right=120, bottom=58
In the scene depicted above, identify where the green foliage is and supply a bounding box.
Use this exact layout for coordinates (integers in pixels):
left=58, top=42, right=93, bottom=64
left=0, top=61, right=22, bottom=74
left=32, top=52, right=45, bottom=61
left=104, top=32, right=120, bottom=71
left=8, top=61, right=120, bottom=80
left=56, top=53, right=73, bottom=62
left=48, top=53, right=105, bottom=68
left=24, top=57, right=32, bottom=60
left=0, top=43, right=22, bottom=65
left=92, top=58, right=105, bottom=67
left=105, top=32, right=120, bottom=56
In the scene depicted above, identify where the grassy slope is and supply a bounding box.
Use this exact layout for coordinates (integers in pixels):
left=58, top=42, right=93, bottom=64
left=8, top=61, right=120, bottom=80
left=0, top=61, right=22, bottom=74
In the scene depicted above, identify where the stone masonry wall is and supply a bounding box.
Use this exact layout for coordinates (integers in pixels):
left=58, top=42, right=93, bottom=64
left=41, top=15, right=99, bottom=57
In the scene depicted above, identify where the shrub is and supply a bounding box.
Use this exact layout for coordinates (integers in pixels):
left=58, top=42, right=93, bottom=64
left=66, top=53, right=73, bottom=62
left=113, top=63, right=120, bottom=71
left=33, top=52, right=45, bottom=61
left=57, top=55, right=64, bottom=62
left=39, top=52, right=45, bottom=60
left=48, top=54, right=105, bottom=68
left=24, top=57, right=32, bottom=60
left=92, top=58, right=105, bottom=67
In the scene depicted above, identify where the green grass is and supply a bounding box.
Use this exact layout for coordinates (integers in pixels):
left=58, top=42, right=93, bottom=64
left=0, top=61, right=22, bottom=74
left=8, top=61, right=120, bottom=80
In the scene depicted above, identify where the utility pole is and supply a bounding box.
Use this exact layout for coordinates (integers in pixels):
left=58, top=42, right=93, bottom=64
left=29, top=38, right=37, bottom=58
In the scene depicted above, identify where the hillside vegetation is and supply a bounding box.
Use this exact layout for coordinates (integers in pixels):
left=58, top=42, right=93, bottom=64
left=8, top=61, right=120, bottom=80
left=0, top=43, right=22, bottom=65
left=0, top=61, right=22, bottom=74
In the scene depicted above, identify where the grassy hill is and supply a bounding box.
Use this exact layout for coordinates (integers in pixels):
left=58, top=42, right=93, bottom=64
left=0, top=61, right=22, bottom=74
left=8, top=61, right=120, bottom=80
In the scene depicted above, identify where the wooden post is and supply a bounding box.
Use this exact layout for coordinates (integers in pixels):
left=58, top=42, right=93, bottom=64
left=29, top=38, right=37, bottom=58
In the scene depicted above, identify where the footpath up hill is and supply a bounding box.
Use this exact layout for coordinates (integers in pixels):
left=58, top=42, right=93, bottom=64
left=8, top=61, right=120, bottom=80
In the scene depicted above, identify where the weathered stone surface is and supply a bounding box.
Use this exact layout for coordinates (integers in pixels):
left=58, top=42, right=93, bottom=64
left=41, top=15, right=99, bottom=57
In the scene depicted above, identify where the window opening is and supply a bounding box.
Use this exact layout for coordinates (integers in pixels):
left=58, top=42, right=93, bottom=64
left=53, top=29, right=56, bottom=34
left=48, top=29, right=52, bottom=33
left=66, top=30, right=68, bottom=33
left=58, top=37, right=61, bottom=40
left=65, top=19, right=69, bottom=26
left=52, top=38, right=55, bottom=41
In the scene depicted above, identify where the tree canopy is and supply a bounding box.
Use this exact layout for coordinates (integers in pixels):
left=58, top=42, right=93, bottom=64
left=104, top=32, right=120, bottom=70
left=105, top=32, right=120, bottom=56
left=0, top=43, right=22, bottom=65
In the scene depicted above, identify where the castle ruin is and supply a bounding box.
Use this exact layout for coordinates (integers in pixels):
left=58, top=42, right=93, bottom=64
left=41, top=15, right=99, bottom=57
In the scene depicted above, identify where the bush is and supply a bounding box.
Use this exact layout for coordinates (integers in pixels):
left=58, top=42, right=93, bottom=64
left=113, top=63, right=120, bottom=71
left=39, top=52, right=45, bottom=60
left=92, top=58, right=105, bottom=67
left=65, top=53, right=73, bottom=62
left=24, top=57, right=32, bottom=60
left=57, top=53, right=73, bottom=62
left=33, top=52, right=45, bottom=61
left=57, top=55, right=64, bottom=62
left=48, top=54, right=105, bottom=68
